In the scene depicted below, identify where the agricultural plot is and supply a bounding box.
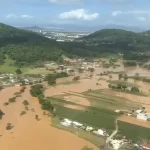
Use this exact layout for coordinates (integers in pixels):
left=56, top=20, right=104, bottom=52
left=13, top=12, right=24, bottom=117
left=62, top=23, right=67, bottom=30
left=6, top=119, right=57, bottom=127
left=118, top=120, right=150, bottom=140
left=82, top=89, right=140, bottom=110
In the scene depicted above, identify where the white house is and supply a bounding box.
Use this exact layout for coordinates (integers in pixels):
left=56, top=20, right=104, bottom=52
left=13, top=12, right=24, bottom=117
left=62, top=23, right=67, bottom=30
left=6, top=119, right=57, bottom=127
left=86, top=126, right=94, bottom=132
left=72, top=121, right=83, bottom=127
left=136, top=109, right=143, bottom=114
left=137, top=113, right=148, bottom=121
left=110, top=140, right=124, bottom=150
left=60, top=118, right=72, bottom=127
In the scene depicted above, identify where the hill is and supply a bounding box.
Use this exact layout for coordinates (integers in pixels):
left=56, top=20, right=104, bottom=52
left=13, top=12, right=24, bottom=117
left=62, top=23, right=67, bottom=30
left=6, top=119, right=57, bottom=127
left=0, top=23, right=63, bottom=65
left=73, top=29, right=150, bottom=60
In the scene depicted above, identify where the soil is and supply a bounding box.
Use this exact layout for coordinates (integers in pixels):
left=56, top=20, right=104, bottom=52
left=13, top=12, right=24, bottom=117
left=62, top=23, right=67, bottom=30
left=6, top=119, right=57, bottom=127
left=64, top=95, right=91, bottom=107
left=64, top=104, right=85, bottom=111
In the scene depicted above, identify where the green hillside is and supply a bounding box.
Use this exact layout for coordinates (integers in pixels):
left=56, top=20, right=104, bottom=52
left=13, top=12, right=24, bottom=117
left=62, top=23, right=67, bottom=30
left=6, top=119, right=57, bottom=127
left=0, top=23, right=150, bottom=66
left=0, top=23, right=63, bottom=65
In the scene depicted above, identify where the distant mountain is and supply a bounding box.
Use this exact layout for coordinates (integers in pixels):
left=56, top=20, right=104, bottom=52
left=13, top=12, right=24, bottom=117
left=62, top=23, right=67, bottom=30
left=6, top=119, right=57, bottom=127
left=20, top=26, right=45, bottom=31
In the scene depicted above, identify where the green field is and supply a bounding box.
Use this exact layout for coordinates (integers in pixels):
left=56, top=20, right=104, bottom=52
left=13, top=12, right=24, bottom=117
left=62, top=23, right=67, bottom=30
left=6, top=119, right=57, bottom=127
left=118, top=121, right=150, bottom=140
left=0, top=56, right=52, bottom=74
left=52, top=104, right=118, bottom=130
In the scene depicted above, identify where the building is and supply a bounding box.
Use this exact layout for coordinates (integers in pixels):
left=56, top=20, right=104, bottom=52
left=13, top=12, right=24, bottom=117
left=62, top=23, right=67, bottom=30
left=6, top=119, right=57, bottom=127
left=109, top=140, right=124, bottom=150
left=142, top=144, right=150, bottom=150
left=137, top=113, right=148, bottom=121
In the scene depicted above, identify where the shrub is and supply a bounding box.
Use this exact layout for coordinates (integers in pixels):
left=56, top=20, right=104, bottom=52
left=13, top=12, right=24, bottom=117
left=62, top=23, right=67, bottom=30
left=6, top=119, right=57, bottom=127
left=6, top=123, right=13, bottom=130
left=22, top=100, right=29, bottom=106
left=9, top=97, right=16, bottom=103
left=73, top=76, right=80, bottom=81
left=20, top=111, right=26, bottom=116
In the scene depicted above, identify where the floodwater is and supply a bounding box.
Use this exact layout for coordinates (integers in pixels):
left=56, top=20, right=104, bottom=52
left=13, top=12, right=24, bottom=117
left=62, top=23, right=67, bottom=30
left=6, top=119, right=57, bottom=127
left=0, top=87, right=98, bottom=150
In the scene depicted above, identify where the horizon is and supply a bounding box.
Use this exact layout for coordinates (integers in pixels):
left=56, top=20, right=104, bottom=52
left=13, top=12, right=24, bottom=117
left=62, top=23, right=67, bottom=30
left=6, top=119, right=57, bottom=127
left=0, top=0, right=150, bottom=31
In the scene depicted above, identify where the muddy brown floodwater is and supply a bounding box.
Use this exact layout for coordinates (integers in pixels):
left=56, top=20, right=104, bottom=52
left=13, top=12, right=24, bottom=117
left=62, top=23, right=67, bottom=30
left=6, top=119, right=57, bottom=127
left=0, top=87, right=98, bottom=150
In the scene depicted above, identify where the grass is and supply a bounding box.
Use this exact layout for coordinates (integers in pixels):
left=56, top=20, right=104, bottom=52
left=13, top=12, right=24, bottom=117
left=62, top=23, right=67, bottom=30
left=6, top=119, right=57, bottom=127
left=52, top=116, right=105, bottom=148
left=53, top=104, right=117, bottom=130
left=0, top=56, right=28, bottom=73
left=118, top=121, right=150, bottom=140
left=0, top=56, right=52, bottom=74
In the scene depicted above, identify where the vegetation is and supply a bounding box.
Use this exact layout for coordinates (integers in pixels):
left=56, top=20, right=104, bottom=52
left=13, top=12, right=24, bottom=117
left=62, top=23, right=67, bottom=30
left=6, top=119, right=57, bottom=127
left=6, top=123, right=13, bottom=130
left=30, top=84, right=54, bottom=113
left=15, top=68, right=22, bottom=74
left=30, top=84, right=44, bottom=97
left=45, top=72, right=68, bottom=85
left=118, top=121, right=150, bottom=140
left=20, top=111, right=26, bottom=116
left=124, top=61, right=137, bottom=67
left=9, top=97, right=16, bottom=103
left=0, top=109, right=4, bottom=119
left=1, top=23, right=150, bottom=67
left=22, top=100, right=29, bottom=106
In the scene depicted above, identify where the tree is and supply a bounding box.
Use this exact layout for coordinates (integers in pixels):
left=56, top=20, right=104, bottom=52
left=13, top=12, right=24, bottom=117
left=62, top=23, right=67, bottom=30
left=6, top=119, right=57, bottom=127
left=131, top=87, right=140, bottom=92
left=15, top=68, right=22, bottom=74
left=118, top=73, right=122, bottom=80
left=30, top=84, right=44, bottom=97
left=0, top=86, right=3, bottom=91
left=46, top=74, right=56, bottom=85
left=9, top=97, right=16, bottom=103
left=73, top=76, right=80, bottom=81
left=124, top=74, right=128, bottom=81
left=122, top=84, right=127, bottom=90
left=22, top=100, right=29, bottom=106
left=41, top=100, right=54, bottom=112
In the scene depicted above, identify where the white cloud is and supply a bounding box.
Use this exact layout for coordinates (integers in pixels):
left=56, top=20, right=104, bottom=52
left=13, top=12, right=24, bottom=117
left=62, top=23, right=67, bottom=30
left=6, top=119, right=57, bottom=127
left=137, top=16, right=146, bottom=22
left=21, top=15, right=34, bottom=19
left=112, top=10, right=150, bottom=17
left=6, top=13, right=18, bottom=19
left=59, top=9, right=99, bottom=21
left=48, top=0, right=81, bottom=4
left=6, top=14, right=34, bottom=19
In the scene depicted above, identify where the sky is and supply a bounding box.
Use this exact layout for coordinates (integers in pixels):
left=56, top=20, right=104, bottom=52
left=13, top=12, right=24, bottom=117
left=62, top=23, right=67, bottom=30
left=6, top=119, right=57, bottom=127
left=0, top=0, right=150, bottom=28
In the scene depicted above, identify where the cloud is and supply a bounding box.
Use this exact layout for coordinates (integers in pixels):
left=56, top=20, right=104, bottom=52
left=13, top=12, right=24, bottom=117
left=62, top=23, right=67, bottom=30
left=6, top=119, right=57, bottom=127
left=48, top=0, right=81, bottom=4
left=6, top=14, right=34, bottom=19
left=6, top=13, right=18, bottom=19
left=137, top=16, right=146, bottom=22
left=112, top=10, right=150, bottom=16
left=21, top=15, right=34, bottom=19
left=59, top=9, right=99, bottom=21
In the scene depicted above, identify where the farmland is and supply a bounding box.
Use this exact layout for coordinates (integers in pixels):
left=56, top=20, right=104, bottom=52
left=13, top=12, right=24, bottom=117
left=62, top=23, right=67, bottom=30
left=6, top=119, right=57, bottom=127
left=118, top=120, right=150, bottom=140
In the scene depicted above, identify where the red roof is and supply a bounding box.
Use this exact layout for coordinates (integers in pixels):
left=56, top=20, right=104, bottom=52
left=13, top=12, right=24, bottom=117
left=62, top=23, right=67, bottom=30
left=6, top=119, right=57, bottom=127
left=143, top=144, right=150, bottom=148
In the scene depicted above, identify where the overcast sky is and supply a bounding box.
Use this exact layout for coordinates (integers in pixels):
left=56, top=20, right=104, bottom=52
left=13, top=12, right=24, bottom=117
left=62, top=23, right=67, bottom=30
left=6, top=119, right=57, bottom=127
left=0, top=0, right=150, bottom=27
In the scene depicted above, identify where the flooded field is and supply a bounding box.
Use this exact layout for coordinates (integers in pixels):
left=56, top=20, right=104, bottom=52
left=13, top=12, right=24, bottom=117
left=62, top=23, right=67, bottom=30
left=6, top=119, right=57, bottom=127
left=0, top=87, right=98, bottom=150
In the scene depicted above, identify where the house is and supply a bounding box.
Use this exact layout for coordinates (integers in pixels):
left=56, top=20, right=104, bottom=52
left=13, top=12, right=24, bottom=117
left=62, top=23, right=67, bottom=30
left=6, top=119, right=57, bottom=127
left=142, top=144, right=150, bottom=150
left=72, top=121, right=83, bottom=128
left=60, top=118, right=72, bottom=127
left=86, top=126, right=94, bottom=132
left=109, top=140, right=124, bottom=150
left=137, top=113, right=148, bottom=121
left=136, top=109, right=143, bottom=114
left=97, top=128, right=108, bottom=137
